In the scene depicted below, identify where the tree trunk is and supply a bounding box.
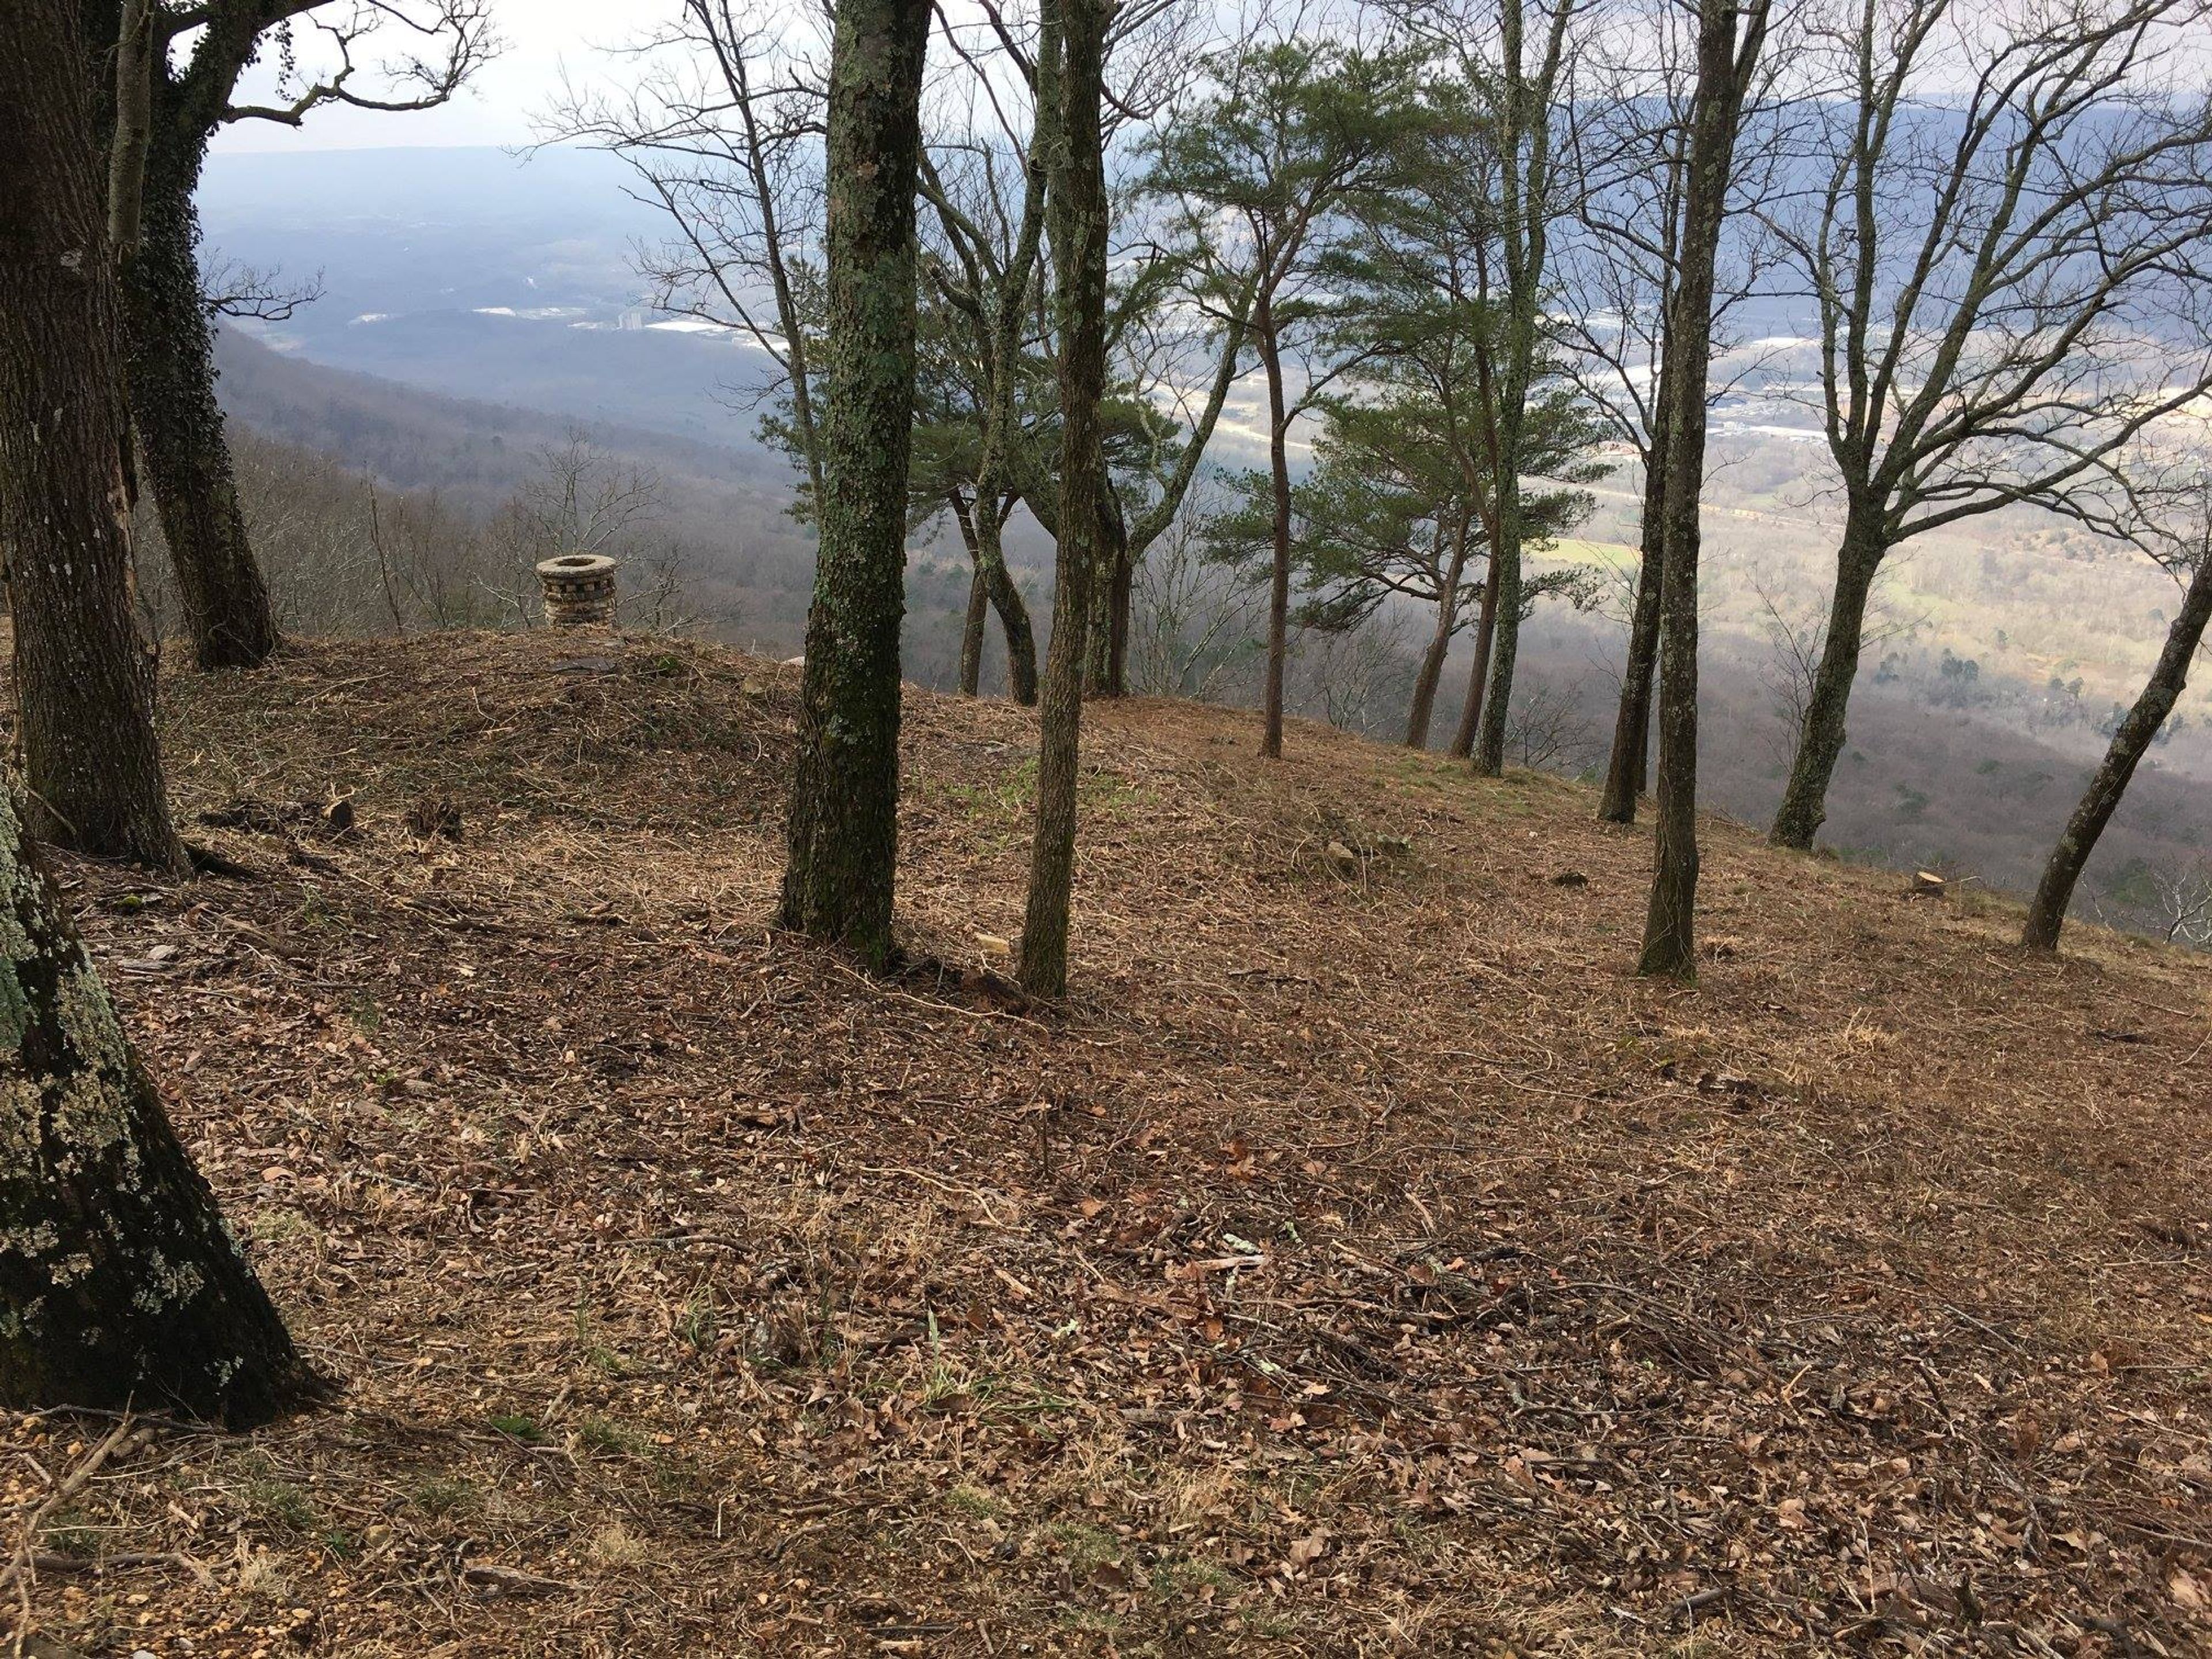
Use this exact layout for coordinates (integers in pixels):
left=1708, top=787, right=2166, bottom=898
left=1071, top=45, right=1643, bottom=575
left=1472, top=465, right=1524, bottom=775
left=0, top=784, right=307, bottom=1423
left=123, top=88, right=278, bottom=669
left=1018, top=0, right=1109, bottom=998
left=950, top=490, right=989, bottom=696
left=959, top=491, right=1038, bottom=703
left=1082, top=487, right=1127, bottom=696
left=778, top=0, right=930, bottom=971
left=0, top=0, right=301, bottom=1427
left=0, top=3, right=183, bottom=872
left=1449, top=574, right=1499, bottom=760
left=1639, top=0, right=1767, bottom=979
left=1770, top=506, right=1887, bottom=850
left=1256, top=305, right=1293, bottom=760
left=1105, top=531, right=1133, bottom=698
left=2022, top=550, right=2212, bottom=950
left=1407, top=519, right=1473, bottom=748
left=1599, top=412, right=1671, bottom=823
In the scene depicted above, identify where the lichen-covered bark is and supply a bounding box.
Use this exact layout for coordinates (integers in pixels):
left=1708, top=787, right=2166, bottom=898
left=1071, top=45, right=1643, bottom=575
left=1018, top=0, right=1108, bottom=998
left=0, top=0, right=185, bottom=871
left=2022, top=550, right=2212, bottom=951
left=0, top=779, right=303, bottom=1423
left=777, top=0, right=931, bottom=970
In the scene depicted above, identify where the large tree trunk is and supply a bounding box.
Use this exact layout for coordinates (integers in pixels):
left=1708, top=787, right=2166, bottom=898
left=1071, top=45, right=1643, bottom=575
left=1018, top=0, right=1109, bottom=998
left=1599, top=412, right=1671, bottom=823
left=1256, top=307, right=1293, bottom=760
left=1770, top=505, right=1887, bottom=850
left=1639, top=0, right=1767, bottom=979
left=778, top=0, right=930, bottom=971
left=0, top=3, right=183, bottom=872
left=0, top=0, right=301, bottom=1426
left=125, top=151, right=278, bottom=669
left=1448, top=574, right=1499, bottom=760
left=2022, top=550, right=2212, bottom=950
left=0, top=785, right=305, bottom=1422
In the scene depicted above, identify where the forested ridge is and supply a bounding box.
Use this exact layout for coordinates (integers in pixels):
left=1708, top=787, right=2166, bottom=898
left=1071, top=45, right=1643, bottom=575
left=3, top=0, right=2212, bottom=1654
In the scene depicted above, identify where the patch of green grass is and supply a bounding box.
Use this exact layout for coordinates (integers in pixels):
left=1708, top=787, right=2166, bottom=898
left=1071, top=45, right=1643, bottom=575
left=409, top=1475, right=482, bottom=1519
left=229, top=1454, right=319, bottom=1534
left=942, top=1483, right=1002, bottom=1519
left=575, top=1414, right=651, bottom=1457
left=487, top=1413, right=546, bottom=1444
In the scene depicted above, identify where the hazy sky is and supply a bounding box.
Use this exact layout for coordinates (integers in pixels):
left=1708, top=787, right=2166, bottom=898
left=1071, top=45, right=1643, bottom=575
left=211, top=1, right=630, bottom=154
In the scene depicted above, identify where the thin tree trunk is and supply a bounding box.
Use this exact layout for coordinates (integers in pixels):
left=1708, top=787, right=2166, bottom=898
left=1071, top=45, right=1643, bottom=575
left=1770, top=506, right=1887, bottom=850
left=1639, top=0, right=1768, bottom=979
left=1408, top=518, right=1473, bottom=748
left=1472, top=466, right=1525, bottom=775
left=1105, top=535, right=1133, bottom=697
left=0, top=0, right=302, bottom=1427
left=2022, top=550, right=2212, bottom=950
left=0, top=5, right=183, bottom=872
left=950, top=490, right=989, bottom=696
left=778, top=0, right=930, bottom=971
left=1449, top=575, right=1499, bottom=760
left=1082, top=488, right=1127, bottom=696
left=1018, top=0, right=1109, bottom=998
left=971, top=492, right=1040, bottom=703
left=124, top=129, right=279, bottom=669
left=1257, top=306, right=1292, bottom=760
left=1600, top=414, right=1671, bottom=823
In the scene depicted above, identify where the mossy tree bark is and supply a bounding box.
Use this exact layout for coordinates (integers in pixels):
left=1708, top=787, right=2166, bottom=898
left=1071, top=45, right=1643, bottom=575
left=2022, top=549, right=2212, bottom=951
left=778, top=0, right=931, bottom=971
left=1447, top=574, right=1500, bottom=761
left=124, top=145, right=279, bottom=669
left=0, top=0, right=184, bottom=872
left=1018, top=0, right=1108, bottom=999
left=1638, top=0, right=1770, bottom=979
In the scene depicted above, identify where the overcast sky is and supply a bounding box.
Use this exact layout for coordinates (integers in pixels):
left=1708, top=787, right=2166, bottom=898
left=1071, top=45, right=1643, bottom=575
left=210, top=1, right=628, bottom=155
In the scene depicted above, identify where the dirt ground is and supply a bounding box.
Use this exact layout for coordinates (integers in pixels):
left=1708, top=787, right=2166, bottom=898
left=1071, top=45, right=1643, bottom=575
left=5, top=630, right=2209, bottom=1657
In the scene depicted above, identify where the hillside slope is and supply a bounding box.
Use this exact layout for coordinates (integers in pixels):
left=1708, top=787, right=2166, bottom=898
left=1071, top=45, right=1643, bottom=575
left=13, top=632, right=2211, bottom=1657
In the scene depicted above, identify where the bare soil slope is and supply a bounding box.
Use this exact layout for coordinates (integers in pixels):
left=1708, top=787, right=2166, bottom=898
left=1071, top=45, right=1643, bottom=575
left=8, top=631, right=2210, bottom=1658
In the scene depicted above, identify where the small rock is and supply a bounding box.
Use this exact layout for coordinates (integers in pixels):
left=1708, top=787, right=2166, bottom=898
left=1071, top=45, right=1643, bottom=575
left=1324, top=840, right=1359, bottom=876
left=1550, top=870, right=1589, bottom=888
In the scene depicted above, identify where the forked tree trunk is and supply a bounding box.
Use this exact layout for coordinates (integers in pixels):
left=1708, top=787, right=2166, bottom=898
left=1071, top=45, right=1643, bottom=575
left=1018, top=0, right=1109, bottom=999
left=1256, top=307, right=1293, bottom=760
left=1771, top=504, right=1888, bottom=850
left=778, top=0, right=931, bottom=971
left=2022, top=550, right=2212, bottom=950
left=1639, top=0, right=1767, bottom=978
left=124, top=165, right=279, bottom=669
left=1599, top=410, right=1671, bottom=823
left=953, top=490, right=1039, bottom=703
left=0, top=0, right=300, bottom=1426
left=1448, top=575, right=1499, bottom=760
left=0, top=3, right=184, bottom=872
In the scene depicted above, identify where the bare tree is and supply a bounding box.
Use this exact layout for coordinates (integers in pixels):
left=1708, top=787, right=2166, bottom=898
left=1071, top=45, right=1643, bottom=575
left=1767, top=0, right=2212, bottom=851
left=2023, top=478, right=2212, bottom=950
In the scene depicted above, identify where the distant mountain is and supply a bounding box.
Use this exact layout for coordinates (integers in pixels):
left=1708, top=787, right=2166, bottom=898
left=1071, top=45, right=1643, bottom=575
left=201, top=145, right=785, bottom=448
